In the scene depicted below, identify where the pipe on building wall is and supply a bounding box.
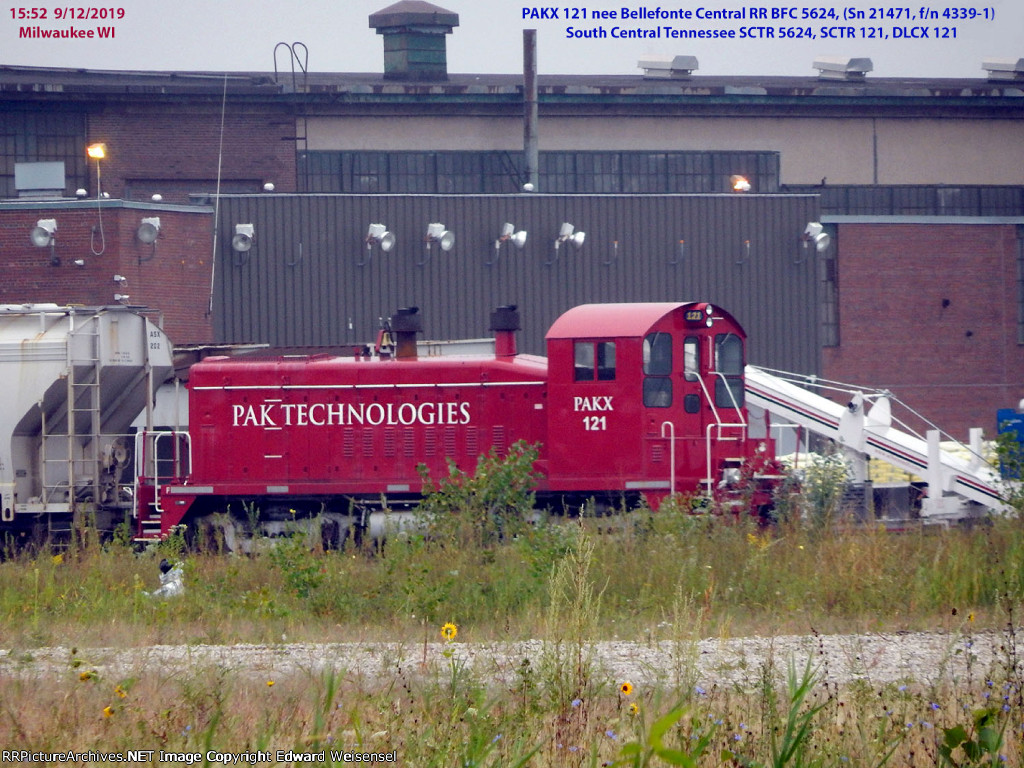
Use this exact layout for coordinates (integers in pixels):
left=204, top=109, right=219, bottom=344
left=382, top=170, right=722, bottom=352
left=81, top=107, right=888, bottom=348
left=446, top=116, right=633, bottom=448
left=523, top=29, right=539, bottom=191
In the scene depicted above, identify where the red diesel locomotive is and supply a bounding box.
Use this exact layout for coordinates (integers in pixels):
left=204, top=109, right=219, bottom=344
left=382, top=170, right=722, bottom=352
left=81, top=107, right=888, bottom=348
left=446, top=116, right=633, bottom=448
left=137, top=301, right=780, bottom=542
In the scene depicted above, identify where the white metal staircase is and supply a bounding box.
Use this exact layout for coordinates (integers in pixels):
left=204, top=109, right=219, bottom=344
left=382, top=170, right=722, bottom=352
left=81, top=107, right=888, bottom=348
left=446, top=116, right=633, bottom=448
left=744, top=365, right=1007, bottom=520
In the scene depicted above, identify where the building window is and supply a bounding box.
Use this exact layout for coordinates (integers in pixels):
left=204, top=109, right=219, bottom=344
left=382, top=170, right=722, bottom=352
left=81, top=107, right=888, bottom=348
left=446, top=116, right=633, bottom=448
left=0, top=111, right=87, bottom=197
left=298, top=150, right=780, bottom=195
left=818, top=229, right=840, bottom=347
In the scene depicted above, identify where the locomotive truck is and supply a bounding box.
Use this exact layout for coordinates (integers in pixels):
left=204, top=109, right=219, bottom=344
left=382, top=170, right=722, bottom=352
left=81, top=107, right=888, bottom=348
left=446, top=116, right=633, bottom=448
left=0, top=301, right=783, bottom=547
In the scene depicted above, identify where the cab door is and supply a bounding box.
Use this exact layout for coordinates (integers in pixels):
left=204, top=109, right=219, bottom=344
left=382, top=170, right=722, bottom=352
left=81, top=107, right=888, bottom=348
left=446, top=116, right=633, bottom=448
left=547, top=338, right=639, bottom=489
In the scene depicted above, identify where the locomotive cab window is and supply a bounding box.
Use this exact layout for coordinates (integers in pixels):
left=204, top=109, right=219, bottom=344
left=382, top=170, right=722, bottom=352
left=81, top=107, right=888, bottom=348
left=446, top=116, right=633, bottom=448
left=643, top=332, right=672, bottom=407
left=683, top=336, right=699, bottom=381
left=574, top=341, right=616, bottom=381
left=714, top=333, right=744, bottom=408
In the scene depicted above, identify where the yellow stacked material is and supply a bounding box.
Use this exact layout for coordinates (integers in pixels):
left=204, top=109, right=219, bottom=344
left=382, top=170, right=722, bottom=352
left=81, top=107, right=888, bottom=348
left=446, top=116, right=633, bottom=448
left=780, top=442, right=997, bottom=485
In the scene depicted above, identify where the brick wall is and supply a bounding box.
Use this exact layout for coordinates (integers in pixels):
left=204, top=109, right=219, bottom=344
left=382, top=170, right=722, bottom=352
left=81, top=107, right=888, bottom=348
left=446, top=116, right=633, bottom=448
left=0, top=204, right=214, bottom=344
left=87, top=102, right=297, bottom=203
left=822, top=222, right=1024, bottom=440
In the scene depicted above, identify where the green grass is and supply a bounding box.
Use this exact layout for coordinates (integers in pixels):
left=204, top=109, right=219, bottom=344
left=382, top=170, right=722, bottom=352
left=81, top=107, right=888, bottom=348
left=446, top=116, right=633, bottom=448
left=3, top=511, right=1024, bottom=764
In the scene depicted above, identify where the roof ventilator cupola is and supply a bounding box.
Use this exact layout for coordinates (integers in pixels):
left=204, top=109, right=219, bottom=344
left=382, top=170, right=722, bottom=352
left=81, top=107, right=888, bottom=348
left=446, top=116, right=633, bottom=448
left=813, top=56, right=873, bottom=81
left=638, top=55, right=699, bottom=79
left=369, top=0, right=460, bottom=82
left=982, top=58, right=1024, bottom=82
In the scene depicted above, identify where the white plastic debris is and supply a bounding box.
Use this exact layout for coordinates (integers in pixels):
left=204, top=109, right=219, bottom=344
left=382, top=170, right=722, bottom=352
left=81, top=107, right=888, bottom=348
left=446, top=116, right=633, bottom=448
left=145, top=558, right=184, bottom=598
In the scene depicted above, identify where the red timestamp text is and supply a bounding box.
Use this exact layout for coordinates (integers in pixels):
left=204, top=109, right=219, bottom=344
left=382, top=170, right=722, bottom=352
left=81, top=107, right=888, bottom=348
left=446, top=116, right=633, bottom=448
left=9, top=7, right=126, bottom=19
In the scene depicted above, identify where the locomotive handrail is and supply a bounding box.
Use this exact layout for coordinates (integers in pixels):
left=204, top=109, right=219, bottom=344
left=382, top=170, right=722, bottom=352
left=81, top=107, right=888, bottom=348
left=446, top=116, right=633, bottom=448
left=135, top=429, right=192, bottom=516
left=660, top=420, right=676, bottom=496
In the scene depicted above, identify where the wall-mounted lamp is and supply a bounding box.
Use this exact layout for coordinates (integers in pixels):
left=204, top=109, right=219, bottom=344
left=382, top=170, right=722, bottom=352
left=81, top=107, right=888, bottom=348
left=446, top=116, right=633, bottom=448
left=136, top=216, right=161, bottom=264
left=796, top=222, right=831, bottom=263
left=426, top=222, right=454, bottom=251
left=420, top=222, right=454, bottom=266
left=735, top=238, right=752, bottom=265
left=730, top=174, right=751, bottom=192
left=366, top=223, right=395, bottom=252
left=496, top=222, right=527, bottom=251
left=31, top=218, right=59, bottom=266
left=487, top=222, right=527, bottom=265
left=113, top=274, right=127, bottom=286
left=359, top=223, right=395, bottom=266
left=546, top=223, right=586, bottom=266
left=85, top=143, right=108, bottom=255
left=555, top=222, right=585, bottom=250
left=231, top=223, right=255, bottom=253
left=113, top=293, right=130, bottom=305
left=668, top=239, right=685, bottom=266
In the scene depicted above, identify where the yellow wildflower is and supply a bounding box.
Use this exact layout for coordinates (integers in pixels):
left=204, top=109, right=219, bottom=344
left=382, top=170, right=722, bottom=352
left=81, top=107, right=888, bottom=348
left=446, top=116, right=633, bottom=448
left=619, top=681, right=633, bottom=696
left=629, top=702, right=640, bottom=716
left=102, top=706, right=114, bottom=718
left=441, top=622, right=458, bottom=641
left=52, top=553, right=63, bottom=565
left=266, top=680, right=275, bottom=687
left=114, top=685, right=127, bottom=699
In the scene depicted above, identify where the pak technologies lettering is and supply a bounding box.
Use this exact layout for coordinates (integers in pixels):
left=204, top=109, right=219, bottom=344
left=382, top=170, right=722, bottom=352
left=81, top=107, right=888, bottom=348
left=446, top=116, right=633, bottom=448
left=232, top=400, right=472, bottom=428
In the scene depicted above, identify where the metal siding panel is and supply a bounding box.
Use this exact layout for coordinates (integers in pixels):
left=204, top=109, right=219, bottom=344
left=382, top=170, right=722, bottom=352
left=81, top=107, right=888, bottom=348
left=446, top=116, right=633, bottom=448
left=210, top=193, right=821, bottom=377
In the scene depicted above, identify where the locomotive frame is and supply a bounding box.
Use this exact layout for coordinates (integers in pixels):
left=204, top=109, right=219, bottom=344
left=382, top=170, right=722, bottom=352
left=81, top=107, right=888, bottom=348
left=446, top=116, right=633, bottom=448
left=136, top=301, right=782, bottom=543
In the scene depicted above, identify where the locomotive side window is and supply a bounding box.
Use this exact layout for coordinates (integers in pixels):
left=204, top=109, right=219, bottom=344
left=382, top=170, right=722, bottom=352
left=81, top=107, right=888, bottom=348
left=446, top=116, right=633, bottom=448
left=643, top=333, right=671, bottom=375
left=574, top=341, right=616, bottom=381
left=643, top=332, right=672, bottom=407
left=574, top=342, right=594, bottom=381
left=683, top=336, right=699, bottom=381
left=714, top=333, right=745, bottom=408
left=597, top=342, right=616, bottom=380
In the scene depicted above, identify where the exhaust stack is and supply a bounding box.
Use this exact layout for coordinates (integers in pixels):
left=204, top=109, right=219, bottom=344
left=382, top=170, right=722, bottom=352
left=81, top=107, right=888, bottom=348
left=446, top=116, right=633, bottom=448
left=391, top=306, right=422, bottom=359
left=490, top=305, right=520, bottom=358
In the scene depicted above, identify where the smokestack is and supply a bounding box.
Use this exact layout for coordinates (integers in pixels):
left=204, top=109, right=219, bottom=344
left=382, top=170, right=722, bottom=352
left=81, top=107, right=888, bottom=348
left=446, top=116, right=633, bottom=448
left=369, top=1, right=459, bottom=82
left=391, top=306, right=423, bottom=359
left=490, top=305, right=520, bottom=358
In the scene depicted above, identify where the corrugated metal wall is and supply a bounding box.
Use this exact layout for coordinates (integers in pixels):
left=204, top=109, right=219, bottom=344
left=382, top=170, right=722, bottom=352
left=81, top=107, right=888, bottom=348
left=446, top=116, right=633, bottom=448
left=214, top=193, right=822, bottom=375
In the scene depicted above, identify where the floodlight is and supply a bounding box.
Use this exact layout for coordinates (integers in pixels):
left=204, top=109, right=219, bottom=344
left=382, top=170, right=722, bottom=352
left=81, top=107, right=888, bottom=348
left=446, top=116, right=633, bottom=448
left=137, top=217, right=161, bottom=244
left=803, top=222, right=831, bottom=252
left=231, top=223, right=255, bottom=253
left=30, top=218, right=57, bottom=248
left=555, top=222, right=585, bottom=250
left=366, top=223, right=395, bottom=252
left=86, top=143, right=106, bottom=160
left=730, top=175, right=751, bottom=192
left=796, top=222, right=831, bottom=264
left=495, top=222, right=527, bottom=250
left=426, top=222, right=454, bottom=252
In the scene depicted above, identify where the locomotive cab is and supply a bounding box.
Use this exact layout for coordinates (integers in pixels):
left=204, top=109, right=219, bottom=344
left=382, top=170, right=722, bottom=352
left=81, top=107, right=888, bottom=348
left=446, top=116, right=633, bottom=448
left=545, top=302, right=774, bottom=510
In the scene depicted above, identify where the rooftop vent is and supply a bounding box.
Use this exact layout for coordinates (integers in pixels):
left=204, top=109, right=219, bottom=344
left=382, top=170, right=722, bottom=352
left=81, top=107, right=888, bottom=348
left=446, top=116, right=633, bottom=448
left=983, top=58, right=1024, bottom=81
left=813, top=56, right=873, bottom=81
left=638, top=55, right=699, bottom=79
left=369, top=0, right=459, bottom=82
